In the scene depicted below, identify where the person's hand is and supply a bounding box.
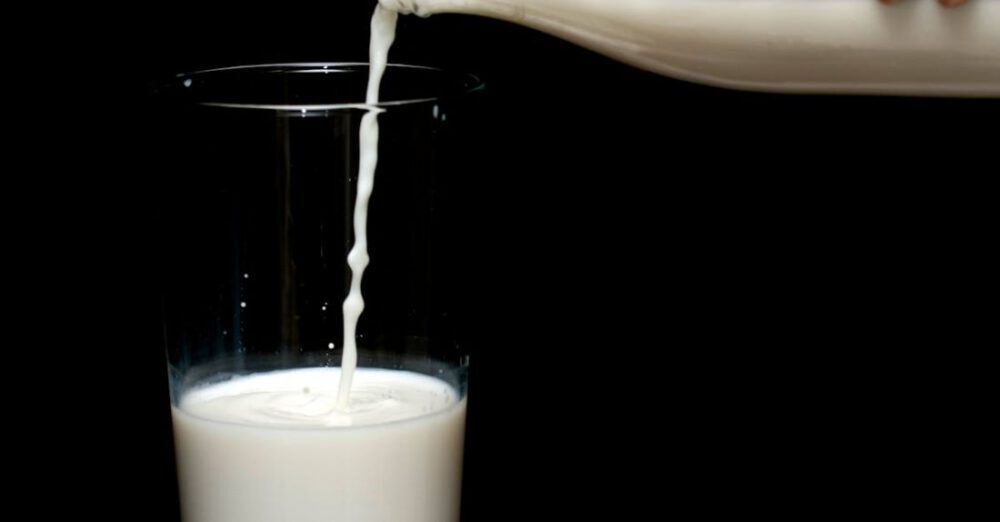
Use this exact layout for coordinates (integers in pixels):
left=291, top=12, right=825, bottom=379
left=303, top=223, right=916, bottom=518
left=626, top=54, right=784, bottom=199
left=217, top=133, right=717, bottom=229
left=880, top=0, right=969, bottom=6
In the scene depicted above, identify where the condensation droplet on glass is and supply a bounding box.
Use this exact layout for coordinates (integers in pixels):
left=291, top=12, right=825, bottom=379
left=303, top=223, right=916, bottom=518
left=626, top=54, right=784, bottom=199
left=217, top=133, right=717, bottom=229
left=328, top=342, right=335, bottom=349
left=240, top=301, right=247, bottom=308
left=183, top=78, right=192, bottom=88
left=243, top=273, right=249, bottom=279
left=432, top=104, right=439, bottom=119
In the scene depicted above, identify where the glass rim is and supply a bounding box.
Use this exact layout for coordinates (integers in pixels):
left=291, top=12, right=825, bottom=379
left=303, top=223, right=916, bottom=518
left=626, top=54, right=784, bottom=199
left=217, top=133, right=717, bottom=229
left=152, top=62, right=485, bottom=112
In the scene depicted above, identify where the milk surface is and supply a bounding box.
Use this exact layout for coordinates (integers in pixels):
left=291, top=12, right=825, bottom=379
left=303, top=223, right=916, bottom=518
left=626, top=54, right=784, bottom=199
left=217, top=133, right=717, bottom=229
left=173, top=367, right=466, bottom=522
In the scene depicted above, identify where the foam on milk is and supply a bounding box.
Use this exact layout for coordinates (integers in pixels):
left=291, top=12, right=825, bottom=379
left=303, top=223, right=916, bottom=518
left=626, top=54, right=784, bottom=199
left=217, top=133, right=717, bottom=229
left=181, top=367, right=458, bottom=428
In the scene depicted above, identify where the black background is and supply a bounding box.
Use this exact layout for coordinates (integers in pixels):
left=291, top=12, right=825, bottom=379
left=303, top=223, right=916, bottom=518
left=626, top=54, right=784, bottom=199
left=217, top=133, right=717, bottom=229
left=17, top=2, right=994, bottom=519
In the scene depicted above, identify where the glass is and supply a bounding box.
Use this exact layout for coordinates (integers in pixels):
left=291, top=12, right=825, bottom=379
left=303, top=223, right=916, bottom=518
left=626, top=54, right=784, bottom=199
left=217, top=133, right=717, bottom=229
left=149, top=63, right=483, bottom=522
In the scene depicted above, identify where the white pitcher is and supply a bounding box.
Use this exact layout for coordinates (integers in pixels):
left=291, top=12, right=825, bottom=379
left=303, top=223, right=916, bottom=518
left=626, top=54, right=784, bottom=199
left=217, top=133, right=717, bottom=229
left=381, top=0, right=1000, bottom=97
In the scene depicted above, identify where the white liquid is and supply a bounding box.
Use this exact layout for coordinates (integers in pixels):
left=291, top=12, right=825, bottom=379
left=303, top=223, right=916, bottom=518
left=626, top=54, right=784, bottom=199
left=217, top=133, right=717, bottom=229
left=338, top=4, right=399, bottom=410
left=173, top=368, right=466, bottom=522
left=382, top=0, right=1000, bottom=96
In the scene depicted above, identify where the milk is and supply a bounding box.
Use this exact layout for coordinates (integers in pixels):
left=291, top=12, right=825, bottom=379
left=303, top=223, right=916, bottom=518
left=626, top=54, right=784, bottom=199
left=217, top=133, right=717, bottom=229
left=338, top=4, right=399, bottom=410
left=173, top=368, right=466, bottom=522
left=382, top=0, right=1000, bottom=96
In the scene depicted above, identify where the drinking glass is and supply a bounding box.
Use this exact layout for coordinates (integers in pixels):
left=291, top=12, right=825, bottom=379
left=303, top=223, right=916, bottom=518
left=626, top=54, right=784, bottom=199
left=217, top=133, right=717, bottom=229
left=149, top=63, right=482, bottom=522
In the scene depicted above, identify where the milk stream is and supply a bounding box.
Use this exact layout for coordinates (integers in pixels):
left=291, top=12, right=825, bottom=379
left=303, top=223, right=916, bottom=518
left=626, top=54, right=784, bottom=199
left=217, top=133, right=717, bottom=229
left=337, top=4, right=399, bottom=411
